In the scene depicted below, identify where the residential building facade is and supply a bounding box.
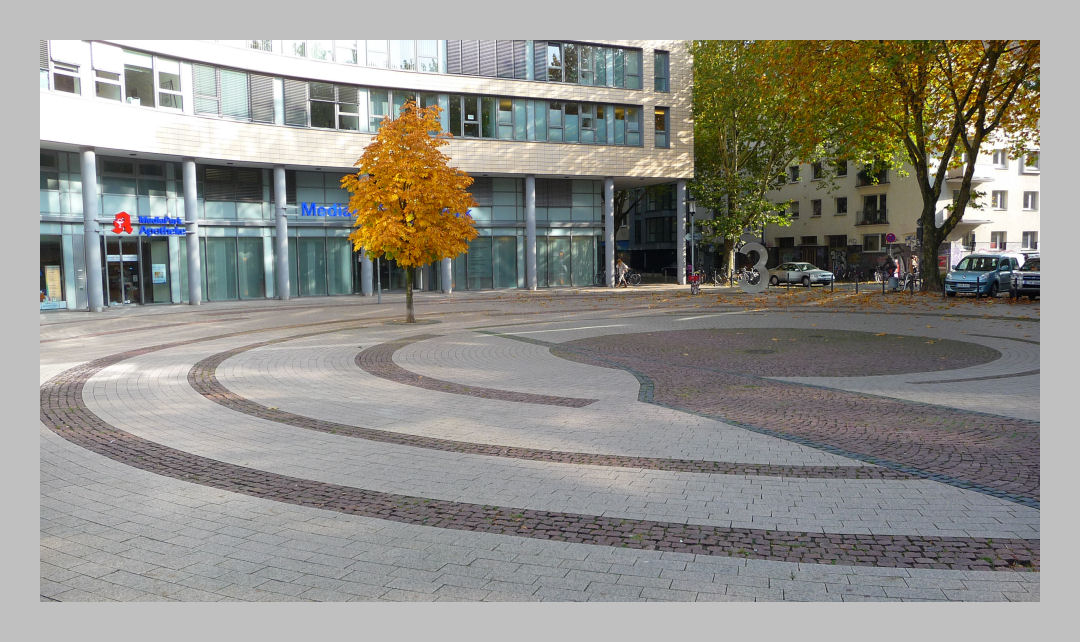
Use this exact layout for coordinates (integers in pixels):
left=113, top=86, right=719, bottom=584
left=761, top=146, right=1040, bottom=277
left=39, top=39, right=692, bottom=311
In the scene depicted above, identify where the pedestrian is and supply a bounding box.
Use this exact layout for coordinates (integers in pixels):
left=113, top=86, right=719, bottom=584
left=615, top=258, right=630, bottom=287
left=910, top=254, right=919, bottom=277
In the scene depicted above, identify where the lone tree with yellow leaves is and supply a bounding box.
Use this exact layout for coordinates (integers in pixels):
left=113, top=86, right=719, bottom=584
left=342, top=101, right=478, bottom=323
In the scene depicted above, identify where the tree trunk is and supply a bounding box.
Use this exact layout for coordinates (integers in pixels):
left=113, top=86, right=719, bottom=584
left=405, top=268, right=415, bottom=323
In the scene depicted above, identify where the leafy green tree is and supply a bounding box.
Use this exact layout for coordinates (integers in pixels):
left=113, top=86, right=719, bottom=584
left=342, top=101, right=478, bottom=322
left=785, top=40, right=1040, bottom=290
left=690, top=40, right=837, bottom=273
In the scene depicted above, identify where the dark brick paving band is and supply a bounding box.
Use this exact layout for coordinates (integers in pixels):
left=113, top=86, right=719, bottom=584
left=190, top=334, right=914, bottom=480
left=355, top=335, right=597, bottom=407
left=40, top=340, right=1039, bottom=571
left=537, top=328, right=1040, bottom=507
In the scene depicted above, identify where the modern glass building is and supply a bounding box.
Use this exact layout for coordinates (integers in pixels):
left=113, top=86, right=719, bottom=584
left=39, top=40, right=693, bottom=311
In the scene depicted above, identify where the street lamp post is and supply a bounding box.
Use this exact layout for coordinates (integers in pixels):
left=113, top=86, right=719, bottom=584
left=686, top=197, right=697, bottom=273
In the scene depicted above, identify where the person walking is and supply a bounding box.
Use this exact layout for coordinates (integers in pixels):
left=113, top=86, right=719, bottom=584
left=615, top=258, right=630, bottom=287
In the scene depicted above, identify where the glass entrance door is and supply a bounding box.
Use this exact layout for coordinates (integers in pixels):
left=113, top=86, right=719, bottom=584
left=139, top=237, right=172, bottom=303
left=104, top=236, right=143, bottom=305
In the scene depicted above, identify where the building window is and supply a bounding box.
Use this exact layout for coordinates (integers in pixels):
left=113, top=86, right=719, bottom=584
left=417, top=40, right=440, bottom=73
left=991, top=190, right=1007, bottom=210
left=863, top=234, right=884, bottom=252
left=52, top=62, right=81, bottom=94
left=860, top=195, right=887, bottom=224
left=834, top=159, right=847, bottom=176
left=827, top=235, right=846, bottom=248
left=788, top=202, right=800, bottom=219
left=390, top=40, right=415, bottom=70
left=1022, top=231, right=1038, bottom=249
left=156, top=58, right=183, bottom=110
left=95, top=70, right=122, bottom=101
left=963, top=232, right=976, bottom=251
left=654, top=50, right=669, bottom=92
left=1023, top=191, right=1038, bottom=210
left=788, top=166, right=800, bottom=182
left=811, top=199, right=822, bottom=217
left=812, top=162, right=823, bottom=180
left=993, top=149, right=1009, bottom=169
left=654, top=107, right=669, bottom=148
left=366, top=40, right=389, bottom=68
left=800, top=236, right=817, bottom=246
left=835, top=197, right=847, bottom=215
left=777, top=237, right=795, bottom=248
left=1020, top=151, right=1040, bottom=173
left=990, top=231, right=1006, bottom=249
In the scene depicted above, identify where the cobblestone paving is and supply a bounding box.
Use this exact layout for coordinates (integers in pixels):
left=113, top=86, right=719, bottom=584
left=548, top=328, right=1040, bottom=506
left=39, top=288, right=1041, bottom=602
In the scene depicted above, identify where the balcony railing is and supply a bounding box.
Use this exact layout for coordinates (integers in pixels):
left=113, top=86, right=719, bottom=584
left=855, top=169, right=889, bottom=187
left=856, top=209, right=888, bottom=225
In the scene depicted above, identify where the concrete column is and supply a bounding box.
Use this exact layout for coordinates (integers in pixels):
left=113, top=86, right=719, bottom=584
left=182, top=159, right=202, bottom=305
left=80, top=148, right=103, bottom=312
left=441, top=258, right=452, bottom=294
left=360, top=248, right=373, bottom=296
left=604, top=177, right=615, bottom=287
left=676, top=179, right=687, bottom=285
left=274, top=166, right=290, bottom=301
left=525, top=175, right=537, bottom=290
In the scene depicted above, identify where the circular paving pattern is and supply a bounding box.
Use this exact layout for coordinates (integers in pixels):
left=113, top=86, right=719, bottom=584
left=550, top=328, right=1039, bottom=506
left=40, top=299, right=1042, bottom=601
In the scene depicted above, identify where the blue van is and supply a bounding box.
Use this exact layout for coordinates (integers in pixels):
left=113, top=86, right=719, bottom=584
left=944, top=252, right=1024, bottom=297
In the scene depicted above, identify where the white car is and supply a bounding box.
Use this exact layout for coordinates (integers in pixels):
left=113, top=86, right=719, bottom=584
left=768, top=262, right=835, bottom=287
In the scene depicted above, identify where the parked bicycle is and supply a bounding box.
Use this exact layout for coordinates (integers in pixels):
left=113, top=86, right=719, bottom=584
left=595, top=269, right=641, bottom=286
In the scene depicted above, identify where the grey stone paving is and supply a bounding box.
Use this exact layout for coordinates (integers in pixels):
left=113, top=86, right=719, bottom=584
left=39, top=288, right=1040, bottom=602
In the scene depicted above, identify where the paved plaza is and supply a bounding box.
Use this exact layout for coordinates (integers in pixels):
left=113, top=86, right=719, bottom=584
left=39, top=284, right=1042, bottom=602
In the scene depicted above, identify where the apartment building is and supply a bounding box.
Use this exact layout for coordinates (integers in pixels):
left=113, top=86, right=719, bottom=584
left=761, top=147, right=1041, bottom=276
left=39, top=39, right=692, bottom=311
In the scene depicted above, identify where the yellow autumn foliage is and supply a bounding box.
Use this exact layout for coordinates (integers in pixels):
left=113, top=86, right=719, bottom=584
left=341, top=100, right=479, bottom=269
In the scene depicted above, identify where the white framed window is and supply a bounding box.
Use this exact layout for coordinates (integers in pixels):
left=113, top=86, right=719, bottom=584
left=51, top=62, right=81, bottom=94
left=990, top=231, right=1006, bottom=249
left=1020, top=151, right=1040, bottom=173
left=991, top=190, right=1007, bottom=210
left=155, top=58, right=182, bottom=110
left=863, top=234, right=884, bottom=252
left=992, top=149, right=1008, bottom=169
left=1022, top=231, right=1038, bottom=249
left=1023, top=191, right=1038, bottom=211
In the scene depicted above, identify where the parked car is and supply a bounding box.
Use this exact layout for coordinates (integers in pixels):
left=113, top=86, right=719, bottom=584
left=1009, top=255, right=1040, bottom=299
left=768, top=262, right=835, bottom=287
left=943, top=252, right=1023, bottom=297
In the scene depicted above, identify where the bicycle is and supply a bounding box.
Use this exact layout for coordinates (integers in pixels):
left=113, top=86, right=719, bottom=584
left=733, top=266, right=761, bottom=286
left=597, top=269, right=641, bottom=287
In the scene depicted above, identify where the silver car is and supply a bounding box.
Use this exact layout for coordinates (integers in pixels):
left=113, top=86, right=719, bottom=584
left=1009, top=256, right=1039, bottom=299
left=768, top=262, right=835, bottom=287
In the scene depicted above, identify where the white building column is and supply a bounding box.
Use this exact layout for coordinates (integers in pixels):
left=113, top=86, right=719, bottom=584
left=182, top=158, right=202, bottom=305
left=676, top=179, right=687, bottom=285
left=361, top=249, right=373, bottom=296
left=80, top=148, right=103, bottom=312
left=604, top=177, right=615, bottom=287
left=273, top=165, right=290, bottom=301
left=441, top=258, right=452, bottom=294
left=525, top=175, right=537, bottom=290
